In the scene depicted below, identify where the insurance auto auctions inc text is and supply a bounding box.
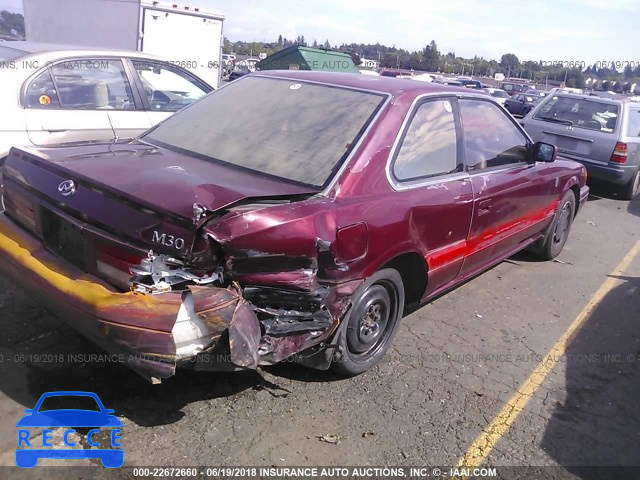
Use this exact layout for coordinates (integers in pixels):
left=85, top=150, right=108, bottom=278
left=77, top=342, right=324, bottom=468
left=195, top=466, right=497, bottom=478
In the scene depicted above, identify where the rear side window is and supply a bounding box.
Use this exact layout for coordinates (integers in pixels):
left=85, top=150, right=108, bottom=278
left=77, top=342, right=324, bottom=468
left=534, top=96, right=619, bottom=133
left=626, top=109, right=640, bottom=137
left=50, top=59, right=135, bottom=110
left=392, top=99, right=459, bottom=181
left=25, top=69, right=61, bottom=109
left=459, top=99, right=529, bottom=171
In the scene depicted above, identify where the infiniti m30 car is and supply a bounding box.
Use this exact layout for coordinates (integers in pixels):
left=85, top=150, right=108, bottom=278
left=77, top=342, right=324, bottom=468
left=0, top=71, right=588, bottom=381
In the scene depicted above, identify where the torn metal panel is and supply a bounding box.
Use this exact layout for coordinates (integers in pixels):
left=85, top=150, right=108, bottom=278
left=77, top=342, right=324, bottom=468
left=130, top=251, right=223, bottom=294
left=256, top=279, right=363, bottom=365
left=228, top=297, right=261, bottom=368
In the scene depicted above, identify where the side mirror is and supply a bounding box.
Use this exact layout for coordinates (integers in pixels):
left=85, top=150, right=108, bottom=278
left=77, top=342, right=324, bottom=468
left=532, top=142, right=557, bottom=163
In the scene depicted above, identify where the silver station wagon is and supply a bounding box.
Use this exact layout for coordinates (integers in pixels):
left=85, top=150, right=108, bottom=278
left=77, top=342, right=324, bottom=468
left=523, top=93, right=640, bottom=199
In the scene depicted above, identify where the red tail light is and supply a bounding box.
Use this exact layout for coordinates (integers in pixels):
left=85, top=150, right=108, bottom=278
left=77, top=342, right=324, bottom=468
left=96, top=243, right=145, bottom=288
left=3, top=185, right=37, bottom=233
left=611, top=142, right=628, bottom=164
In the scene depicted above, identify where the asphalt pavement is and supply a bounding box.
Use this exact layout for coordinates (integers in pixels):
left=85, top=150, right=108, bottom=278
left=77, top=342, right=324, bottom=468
left=0, top=184, right=638, bottom=479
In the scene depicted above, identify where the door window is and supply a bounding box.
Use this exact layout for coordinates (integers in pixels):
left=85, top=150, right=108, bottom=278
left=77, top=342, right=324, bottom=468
left=459, top=99, right=529, bottom=171
left=131, top=60, right=209, bottom=112
left=49, top=59, right=135, bottom=110
left=392, top=99, right=460, bottom=181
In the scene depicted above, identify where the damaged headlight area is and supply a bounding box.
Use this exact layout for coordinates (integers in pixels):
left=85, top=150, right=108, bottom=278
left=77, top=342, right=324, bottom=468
left=129, top=251, right=224, bottom=294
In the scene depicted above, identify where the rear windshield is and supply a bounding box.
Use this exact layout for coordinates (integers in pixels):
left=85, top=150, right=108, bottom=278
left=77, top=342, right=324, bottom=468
left=533, top=96, right=619, bottom=133
left=491, top=90, right=509, bottom=98
left=144, top=76, right=385, bottom=187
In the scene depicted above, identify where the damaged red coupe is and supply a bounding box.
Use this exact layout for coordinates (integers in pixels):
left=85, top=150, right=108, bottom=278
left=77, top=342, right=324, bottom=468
left=0, top=71, right=589, bottom=382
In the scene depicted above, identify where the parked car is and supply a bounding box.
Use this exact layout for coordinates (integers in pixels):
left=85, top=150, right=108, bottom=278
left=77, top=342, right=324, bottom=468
left=523, top=93, right=640, bottom=199
left=379, top=69, right=403, bottom=77
left=435, top=78, right=464, bottom=87
left=228, top=64, right=251, bottom=81
left=484, top=87, right=510, bottom=105
left=548, top=87, right=583, bottom=95
left=0, top=71, right=588, bottom=382
left=459, top=79, right=482, bottom=89
left=499, top=82, right=530, bottom=96
left=0, top=42, right=213, bottom=170
left=525, top=89, right=547, bottom=97
left=504, top=92, right=544, bottom=117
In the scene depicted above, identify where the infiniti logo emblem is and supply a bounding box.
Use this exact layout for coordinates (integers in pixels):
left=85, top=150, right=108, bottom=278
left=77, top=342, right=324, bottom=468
left=58, top=180, right=76, bottom=197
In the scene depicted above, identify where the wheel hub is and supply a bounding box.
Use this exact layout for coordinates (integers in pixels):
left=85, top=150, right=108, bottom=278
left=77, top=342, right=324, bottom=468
left=346, top=285, right=392, bottom=356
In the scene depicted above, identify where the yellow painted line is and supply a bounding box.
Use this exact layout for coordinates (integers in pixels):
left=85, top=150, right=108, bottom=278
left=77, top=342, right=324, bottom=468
left=456, top=239, right=640, bottom=470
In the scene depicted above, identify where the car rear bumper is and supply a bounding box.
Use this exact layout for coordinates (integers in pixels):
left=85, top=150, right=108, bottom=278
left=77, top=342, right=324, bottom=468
left=0, top=213, right=261, bottom=381
left=583, top=161, right=638, bottom=186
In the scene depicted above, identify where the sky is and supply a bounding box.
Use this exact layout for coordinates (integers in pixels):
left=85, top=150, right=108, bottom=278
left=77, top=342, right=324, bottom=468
left=1, top=0, right=637, bottom=65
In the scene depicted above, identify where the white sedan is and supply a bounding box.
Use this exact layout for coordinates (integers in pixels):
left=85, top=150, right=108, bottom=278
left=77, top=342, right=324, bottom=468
left=0, top=42, right=213, bottom=167
left=483, top=87, right=510, bottom=105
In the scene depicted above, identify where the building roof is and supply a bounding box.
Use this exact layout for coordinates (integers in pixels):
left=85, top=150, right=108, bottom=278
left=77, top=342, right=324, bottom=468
left=258, top=45, right=358, bottom=73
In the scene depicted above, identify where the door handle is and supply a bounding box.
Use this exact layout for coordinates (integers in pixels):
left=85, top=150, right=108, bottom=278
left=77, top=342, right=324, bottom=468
left=45, top=129, right=69, bottom=133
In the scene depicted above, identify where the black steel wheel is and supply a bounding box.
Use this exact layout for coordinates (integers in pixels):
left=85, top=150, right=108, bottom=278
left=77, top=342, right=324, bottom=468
left=536, top=191, right=576, bottom=260
left=331, top=268, right=404, bottom=376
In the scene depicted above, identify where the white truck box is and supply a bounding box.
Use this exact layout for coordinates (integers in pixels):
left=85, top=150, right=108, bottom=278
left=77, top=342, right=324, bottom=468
left=23, top=0, right=224, bottom=87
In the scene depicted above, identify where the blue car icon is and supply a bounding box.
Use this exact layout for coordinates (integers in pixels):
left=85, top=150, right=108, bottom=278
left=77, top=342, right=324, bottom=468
left=16, top=391, right=123, bottom=468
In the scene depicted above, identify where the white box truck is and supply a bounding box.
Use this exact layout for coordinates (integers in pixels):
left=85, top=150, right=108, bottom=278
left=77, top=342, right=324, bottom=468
left=23, top=0, right=224, bottom=87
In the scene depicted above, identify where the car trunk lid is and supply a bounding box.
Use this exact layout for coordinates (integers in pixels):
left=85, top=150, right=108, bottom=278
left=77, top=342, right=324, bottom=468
left=2, top=141, right=321, bottom=260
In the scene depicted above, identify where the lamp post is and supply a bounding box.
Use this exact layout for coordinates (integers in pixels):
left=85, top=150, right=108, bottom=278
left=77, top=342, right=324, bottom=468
left=541, top=71, right=549, bottom=90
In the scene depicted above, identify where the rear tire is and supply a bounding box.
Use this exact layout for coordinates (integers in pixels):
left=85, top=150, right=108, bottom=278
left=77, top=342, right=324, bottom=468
left=331, top=268, right=404, bottom=377
left=620, top=169, right=640, bottom=201
left=535, top=191, right=576, bottom=260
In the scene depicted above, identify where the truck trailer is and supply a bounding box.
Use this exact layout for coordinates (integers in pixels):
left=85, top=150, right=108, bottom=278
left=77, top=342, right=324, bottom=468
left=23, top=0, right=224, bottom=87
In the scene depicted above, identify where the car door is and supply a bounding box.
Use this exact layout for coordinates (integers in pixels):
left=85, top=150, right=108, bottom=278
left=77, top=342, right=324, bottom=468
left=513, top=94, right=525, bottom=115
left=126, top=59, right=211, bottom=127
left=23, top=58, right=137, bottom=146
left=388, top=96, right=474, bottom=297
left=458, top=97, right=555, bottom=277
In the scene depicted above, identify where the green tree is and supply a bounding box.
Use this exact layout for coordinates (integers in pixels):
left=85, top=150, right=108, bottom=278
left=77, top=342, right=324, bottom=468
left=0, top=10, right=25, bottom=38
left=499, top=53, right=520, bottom=75
left=624, top=64, right=634, bottom=79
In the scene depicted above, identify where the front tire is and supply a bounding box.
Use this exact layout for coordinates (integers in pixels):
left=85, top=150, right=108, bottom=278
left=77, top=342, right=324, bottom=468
left=331, top=268, right=404, bottom=376
left=536, top=191, right=576, bottom=260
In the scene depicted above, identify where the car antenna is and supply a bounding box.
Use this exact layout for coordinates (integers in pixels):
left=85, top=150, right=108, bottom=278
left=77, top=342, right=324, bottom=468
left=106, top=114, right=119, bottom=152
